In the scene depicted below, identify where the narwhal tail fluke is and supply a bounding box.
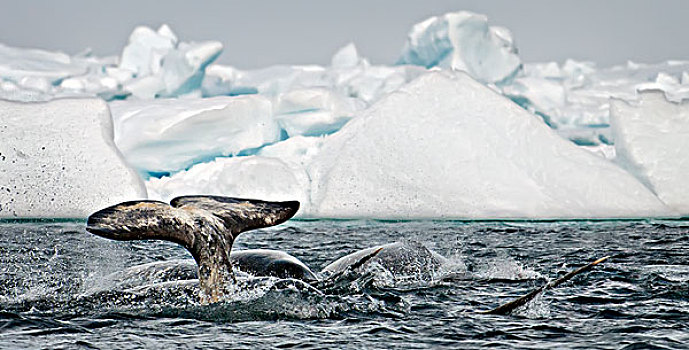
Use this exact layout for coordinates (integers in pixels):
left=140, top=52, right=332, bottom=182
left=86, top=200, right=196, bottom=247
left=170, top=195, right=300, bottom=233
left=86, top=197, right=300, bottom=255
left=480, top=256, right=610, bottom=315
left=85, top=196, right=300, bottom=303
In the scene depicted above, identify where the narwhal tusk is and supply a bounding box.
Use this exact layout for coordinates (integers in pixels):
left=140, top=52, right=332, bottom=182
left=480, top=256, right=611, bottom=315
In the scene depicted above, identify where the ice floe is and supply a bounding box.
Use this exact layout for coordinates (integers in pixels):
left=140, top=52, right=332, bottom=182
left=0, top=43, right=87, bottom=84
left=610, top=91, right=689, bottom=214
left=397, top=11, right=521, bottom=84
left=308, top=71, right=671, bottom=219
left=1, top=10, right=688, bottom=219
left=146, top=155, right=312, bottom=211
left=119, top=25, right=223, bottom=99
left=109, top=95, right=280, bottom=175
left=274, top=88, right=357, bottom=137
left=0, top=98, right=146, bottom=218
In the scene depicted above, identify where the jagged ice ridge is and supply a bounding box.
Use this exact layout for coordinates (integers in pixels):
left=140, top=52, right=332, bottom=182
left=0, top=11, right=688, bottom=219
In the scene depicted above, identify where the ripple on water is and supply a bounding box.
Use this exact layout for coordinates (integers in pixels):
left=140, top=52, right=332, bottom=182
left=1, top=220, right=688, bottom=349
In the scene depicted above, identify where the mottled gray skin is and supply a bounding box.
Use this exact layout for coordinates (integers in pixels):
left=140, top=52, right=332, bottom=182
left=86, top=196, right=299, bottom=303
left=232, top=249, right=318, bottom=282
left=86, top=196, right=448, bottom=303
left=101, top=250, right=317, bottom=290
left=100, top=259, right=199, bottom=290
left=322, top=241, right=448, bottom=280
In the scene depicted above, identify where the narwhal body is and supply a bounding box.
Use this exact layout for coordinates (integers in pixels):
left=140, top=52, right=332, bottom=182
left=86, top=195, right=607, bottom=313
left=86, top=196, right=300, bottom=303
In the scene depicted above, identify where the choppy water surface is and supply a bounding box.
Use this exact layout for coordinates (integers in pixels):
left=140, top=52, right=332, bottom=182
left=1, top=220, right=687, bottom=349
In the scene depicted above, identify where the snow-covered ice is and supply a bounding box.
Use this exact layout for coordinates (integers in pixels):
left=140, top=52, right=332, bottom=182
left=0, top=43, right=87, bottom=84
left=274, top=88, right=357, bottom=137
left=0, top=98, right=146, bottom=218
left=1, top=10, right=688, bottom=219
left=119, top=25, right=223, bottom=99
left=610, top=91, right=689, bottom=214
left=147, top=155, right=311, bottom=211
left=397, top=11, right=521, bottom=84
left=147, top=135, right=325, bottom=212
left=308, top=71, right=671, bottom=219
left=109, top=95, right=280, bottom=175
left=119, top=25, right=178, bottom=78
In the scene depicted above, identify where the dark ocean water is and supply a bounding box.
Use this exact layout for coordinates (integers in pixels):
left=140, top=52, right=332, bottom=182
left=0, top=219, right=687, bottom=349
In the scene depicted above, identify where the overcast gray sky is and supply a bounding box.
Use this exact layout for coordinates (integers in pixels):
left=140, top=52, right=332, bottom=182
left=0, top=0, right=687, bottom=69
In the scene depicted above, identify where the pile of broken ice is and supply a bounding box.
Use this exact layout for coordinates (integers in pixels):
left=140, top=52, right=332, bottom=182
left=1, top=11, right=687, bottom=219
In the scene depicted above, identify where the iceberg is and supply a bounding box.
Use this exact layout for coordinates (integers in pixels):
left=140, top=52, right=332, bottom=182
left=308, top=71, right=671, bottom=219
left=146, top=155, right=311, bottom=211
left=201, top=43, right=427, bottom=107
left=636, top=72, right=689, bottom=102
left=146, top=71, right=677, bottom=219
left=0, top=24, right=425, bottom=107
left=502, top=75, right=566, bottom=126
left=274, top=88, right=357, bottom=137
left=0, top=43, right=87, bottom=84
left=0, top=79, right=52, bottom=102
left=330, top=43, right=362, bottom=69
left=504, top=60, right=689, bottom=148
left=2, top=11, right=688, bottom=219
left=146, top=136, right=325, bottom=213
left=118, top=25, right=223, bottom=99
left=109, top=95, right=280, bottom=175
left=201, top=64, right=248, bottom=97
left=337, top=64, right=427, bottom=105
left=0, top=98, right=146, bottom=218
left=119, top=25, right=178, bottom=78
left=257, top=135, right=325, bottom=165
left=0, top=43, right=122, bottom=102
left=225, top=64, right=330, bottom=97
left=610, top=92, right=689, bottom=214
left=0, top=25, right=223, bottom=102
left=397, top=11, right=521, bottom=84
left=0, top=44, right=120, bottom=102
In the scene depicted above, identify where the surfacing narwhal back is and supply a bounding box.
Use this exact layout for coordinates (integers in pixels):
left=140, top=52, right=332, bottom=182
left=86, top=195, right=299, bottom=303
left=86, top=195, right=610, bottom=315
